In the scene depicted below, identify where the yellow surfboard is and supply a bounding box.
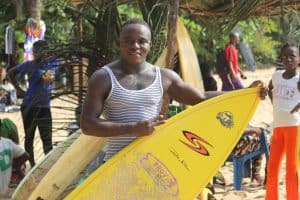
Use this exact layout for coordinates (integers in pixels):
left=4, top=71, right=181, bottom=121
left=28, top=134, right=106, bottom=200
left=154, top=48, right=168, bottom=68
left=177, top=18, right=204, bottom=93
left=66, top=87, right=261, bottom=200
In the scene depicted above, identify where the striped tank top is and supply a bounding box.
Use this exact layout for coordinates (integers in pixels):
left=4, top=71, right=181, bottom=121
left=102, top=65, right=163, bottom=161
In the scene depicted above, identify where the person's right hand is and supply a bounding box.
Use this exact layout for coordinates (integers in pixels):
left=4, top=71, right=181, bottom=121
left=248, top=80, right=268, bottom=100
left=134, top=115, right=165, bottom=137
left=240, top=73, right=247, bottom=80
left=290, top=103, right=300, bottom=114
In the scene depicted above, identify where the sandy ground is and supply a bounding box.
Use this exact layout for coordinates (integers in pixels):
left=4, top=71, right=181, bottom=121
left=1, top=67, right=289, bottom=199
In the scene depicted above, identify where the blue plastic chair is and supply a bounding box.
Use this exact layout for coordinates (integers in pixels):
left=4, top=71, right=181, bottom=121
left=233, top=130, right=269, bottom=190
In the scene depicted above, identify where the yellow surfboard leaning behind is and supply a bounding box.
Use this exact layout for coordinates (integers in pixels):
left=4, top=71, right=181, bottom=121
left=28, top=134, right=107, bottom=200
left=177, top=18, right=204, bottom=93
left=66, top=87, right=261, bottom=200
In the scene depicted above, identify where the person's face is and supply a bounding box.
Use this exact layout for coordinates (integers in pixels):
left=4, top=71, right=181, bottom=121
left=281, top=46, right=300, bottom=72
left=120, top=24, right=151, bottom=65
left=232, top=35, right=239, bottom=45
left=33, top=44, right=47, bottom=61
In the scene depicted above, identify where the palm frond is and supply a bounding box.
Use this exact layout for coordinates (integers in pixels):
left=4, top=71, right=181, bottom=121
left=137, top=0, right=169, bottom=63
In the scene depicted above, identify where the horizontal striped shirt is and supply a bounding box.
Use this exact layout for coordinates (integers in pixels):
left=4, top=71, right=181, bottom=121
left=102, top=65, right=163, bottom=161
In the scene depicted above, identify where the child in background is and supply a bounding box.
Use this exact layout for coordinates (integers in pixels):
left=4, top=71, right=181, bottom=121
left=0, top=136, right=29, bottom=198
left=266, top=43, right=300, bottom=200
left=0, top=118, right=27, bottom=188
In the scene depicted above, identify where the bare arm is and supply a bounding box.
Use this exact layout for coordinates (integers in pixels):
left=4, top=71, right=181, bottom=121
left=161, top=68, right=266, bottom=105
left=7, top=66, right=25, bottom=97
left=238, top=68, right=247, bottom=79
left=290, top=103, right=300, bottom=114
left=268, top=80, right=273, bottom=103
left=228, top=61, right=237, bottom=78
left=161, top=68, right=223, bottom=106
left=80, top=69, right=164, bottom=137
left=13, top=152, right=29, bottom=169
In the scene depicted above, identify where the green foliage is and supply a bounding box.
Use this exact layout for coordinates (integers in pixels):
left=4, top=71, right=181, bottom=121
left=118, top=4, right=142, bottom=19
left=0, top=1, right=291, bottom=68
left=43, top=0, right=74, bottom=43
left=181, top=12, right=227, bottom=63
left=0, top=0, right=16, bottom=51
left=182, top=13, right=282, bottom=65
left=136, top=0, right=169, bottom=63
left=252, top=34, right=280, bottom=62
left=286, top=14, right=300, bottom=44
left=238, top=17, right=281, bottom=63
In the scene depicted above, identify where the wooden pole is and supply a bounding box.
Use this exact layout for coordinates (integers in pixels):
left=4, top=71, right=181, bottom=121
left=72, top=4, right=85, bottom=106
left=165, top=0, right=179, bottom=69
left=160, top=0, right=179, bottom=119
left=280, top=0, right=288, bottom=43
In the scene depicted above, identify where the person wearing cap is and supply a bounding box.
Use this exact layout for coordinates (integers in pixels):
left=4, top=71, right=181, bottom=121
left=221, top=32, right=247, bottom=91
left=0, top=118, right=29, bottom=195
left=8, top=40, right=58, bottom=167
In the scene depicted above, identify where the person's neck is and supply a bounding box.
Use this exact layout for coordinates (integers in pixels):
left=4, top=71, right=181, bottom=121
left=229, top=41, right=237, bottom=46
left=283, top=69, right=297, bottom=79
left=119, top=59, right=147, bottom=74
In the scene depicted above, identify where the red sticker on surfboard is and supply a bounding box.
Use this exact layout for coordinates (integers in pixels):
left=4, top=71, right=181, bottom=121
left=180, top=130, right=213, bottom=156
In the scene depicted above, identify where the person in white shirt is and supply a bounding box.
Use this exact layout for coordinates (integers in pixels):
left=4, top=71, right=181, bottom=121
left=266, top=43, right=300, bottom=200
left=0, top=136, right=29, bottom=197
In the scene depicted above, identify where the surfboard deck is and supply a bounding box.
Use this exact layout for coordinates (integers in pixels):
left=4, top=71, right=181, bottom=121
left=66, top=87, right=261, bottom=200
left=177, top=18, right=204, bottom=93
left=28, top=134, right=107, bottom=200
left=12, top=131, right=80, bottom=200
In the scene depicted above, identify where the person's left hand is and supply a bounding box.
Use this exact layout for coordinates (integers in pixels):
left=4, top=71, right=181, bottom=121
left=42, top=70, right=55, bottom=84
left=290, top=103, right=300, bottom=114
left=240, top=73, right=247, bottom=80
left=248, top=80, right=267, bottom=100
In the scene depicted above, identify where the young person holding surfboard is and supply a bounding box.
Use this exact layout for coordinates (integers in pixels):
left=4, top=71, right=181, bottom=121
left=266, top=43, right=300, bottom=200
left=80, top=18, right=267, bottom=165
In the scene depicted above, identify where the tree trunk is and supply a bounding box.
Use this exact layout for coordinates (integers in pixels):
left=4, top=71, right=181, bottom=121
left=12, top=0, right=24, bottom=21
left=161, top=0, right=180, bottom=119
left=280, top=0, right=288, bottom=43
left=23, top=0, right=41, bottom=20
left=166, top=0, right=179, bottom=68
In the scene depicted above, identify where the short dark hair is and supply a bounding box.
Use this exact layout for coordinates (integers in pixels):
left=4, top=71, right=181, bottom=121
left=32, top=40, right=48, bottom=58
left=280, top=42, right=299, bottom=53
left=33, top=40, right=48, bottom=50
left=121, top=18, right=151, bottom=32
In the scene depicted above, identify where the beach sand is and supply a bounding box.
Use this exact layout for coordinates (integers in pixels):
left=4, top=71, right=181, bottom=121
left=1, top=67, right=289, bottom=199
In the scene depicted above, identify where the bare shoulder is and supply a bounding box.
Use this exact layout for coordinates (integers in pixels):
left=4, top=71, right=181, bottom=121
left=159, top=68, right=181, bottom=81
left=87, top=67, right=111, bottom=98
left=89, top=67, right=110, bottom=84
left=159, top=68, right=183, bottom=91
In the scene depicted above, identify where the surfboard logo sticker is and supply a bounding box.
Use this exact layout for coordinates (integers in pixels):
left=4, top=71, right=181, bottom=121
left=216, top=111, right=234, bottom=128
left=140, top=153, right=179, bottom=197
left=180, top=131, right=213, bottom=156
